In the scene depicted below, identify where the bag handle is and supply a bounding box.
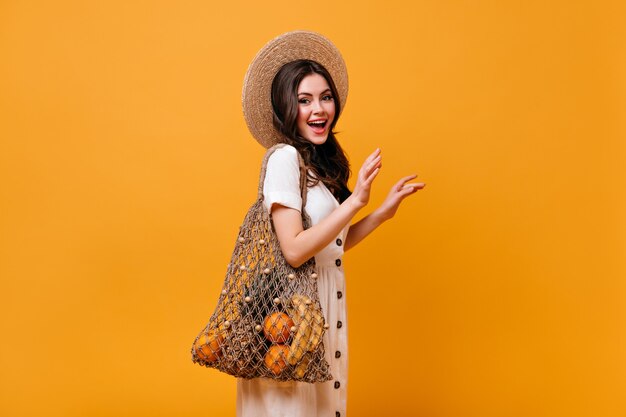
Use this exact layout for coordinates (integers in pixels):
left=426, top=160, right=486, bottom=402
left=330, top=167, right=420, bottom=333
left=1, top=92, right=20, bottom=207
left=257, top=143, right=309, bottom=208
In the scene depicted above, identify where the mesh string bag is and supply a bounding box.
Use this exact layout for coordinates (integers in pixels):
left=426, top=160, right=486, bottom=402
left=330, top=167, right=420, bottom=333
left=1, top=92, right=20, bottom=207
left=191, top=143, right=332, bottom=382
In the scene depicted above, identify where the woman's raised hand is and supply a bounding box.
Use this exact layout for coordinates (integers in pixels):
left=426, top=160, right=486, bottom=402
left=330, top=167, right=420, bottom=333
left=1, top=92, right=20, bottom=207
left=375, top=174, right=426, bottom=221
left=350, top=148, right=382, bottom=209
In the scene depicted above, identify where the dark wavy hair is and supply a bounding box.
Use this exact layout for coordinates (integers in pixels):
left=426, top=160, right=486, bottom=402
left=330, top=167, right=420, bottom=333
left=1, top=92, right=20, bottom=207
left=271, top=59, right=352, bottom=203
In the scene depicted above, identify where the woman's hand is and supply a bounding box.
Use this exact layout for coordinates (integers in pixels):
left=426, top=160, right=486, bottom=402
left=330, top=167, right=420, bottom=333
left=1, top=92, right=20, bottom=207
left=375, top=174, right=426, bottom=221
left=349, top=148, right=382, bottom=209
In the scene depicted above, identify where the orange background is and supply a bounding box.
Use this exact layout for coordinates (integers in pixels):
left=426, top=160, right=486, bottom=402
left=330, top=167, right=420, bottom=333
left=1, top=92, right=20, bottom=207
left=1, top=1, right=625, bottom=416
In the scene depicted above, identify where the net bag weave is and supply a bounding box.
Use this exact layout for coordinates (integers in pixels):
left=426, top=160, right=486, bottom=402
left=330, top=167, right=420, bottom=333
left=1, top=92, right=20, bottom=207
left=191, top=143, right=332, bottom=382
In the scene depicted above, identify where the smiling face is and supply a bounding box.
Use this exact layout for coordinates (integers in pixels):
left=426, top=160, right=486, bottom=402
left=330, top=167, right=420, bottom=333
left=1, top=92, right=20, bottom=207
left=296, top=73, right=336, bottom=145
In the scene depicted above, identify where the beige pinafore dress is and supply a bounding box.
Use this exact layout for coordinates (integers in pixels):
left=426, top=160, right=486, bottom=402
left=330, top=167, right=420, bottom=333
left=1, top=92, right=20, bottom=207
left=236, top=144, right=349, bottom=417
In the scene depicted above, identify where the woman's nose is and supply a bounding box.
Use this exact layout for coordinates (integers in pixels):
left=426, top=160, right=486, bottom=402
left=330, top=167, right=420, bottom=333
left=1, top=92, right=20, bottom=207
left=312, top=100, right=324, bottom=114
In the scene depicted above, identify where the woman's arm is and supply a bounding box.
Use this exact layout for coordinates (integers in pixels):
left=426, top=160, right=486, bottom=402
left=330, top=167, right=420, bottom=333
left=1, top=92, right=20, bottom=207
left=272, top=148, right=382, bottom=268
left=343, top=210, right=387, bottom=252
left=271, top=195, right=361, bottom=267
left=344, top=174, right=426, bottom=252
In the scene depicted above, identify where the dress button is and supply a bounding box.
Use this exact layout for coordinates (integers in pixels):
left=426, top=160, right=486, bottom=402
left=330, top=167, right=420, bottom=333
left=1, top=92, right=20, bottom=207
left=337, top=291, right=343, bottom=299
left=336, top=238, right=342, bottom=246
left=337, top=321, right=343, bottom=329
left=335, top=350, right=341, bottom=358
left=334, top=381, right=341, bottom=389
left=335, top=259, right=342, bottom=267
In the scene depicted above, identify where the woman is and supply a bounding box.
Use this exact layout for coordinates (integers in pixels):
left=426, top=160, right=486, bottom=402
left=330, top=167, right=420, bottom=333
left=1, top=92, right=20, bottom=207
left=238, top=31, right=425, bottom=417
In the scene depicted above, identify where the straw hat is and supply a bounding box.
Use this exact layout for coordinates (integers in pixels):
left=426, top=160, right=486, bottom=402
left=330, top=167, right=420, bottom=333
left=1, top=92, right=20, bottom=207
left=242, top=30, right=349, bottom=148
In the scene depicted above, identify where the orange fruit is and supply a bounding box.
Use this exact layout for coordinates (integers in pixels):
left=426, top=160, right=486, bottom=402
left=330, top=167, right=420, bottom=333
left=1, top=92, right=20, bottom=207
left=264, top=344, right=290, bottom=376
left=194, top=330, right=224, bottom=363
left=263, top=312, right=294, bottom=344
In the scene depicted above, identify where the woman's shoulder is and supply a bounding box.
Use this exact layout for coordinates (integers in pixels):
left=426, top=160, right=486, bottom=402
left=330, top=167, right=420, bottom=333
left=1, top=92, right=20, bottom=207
left=264, top=143, right=300, bottom=166
left=266, top=143, right=297, bottom=157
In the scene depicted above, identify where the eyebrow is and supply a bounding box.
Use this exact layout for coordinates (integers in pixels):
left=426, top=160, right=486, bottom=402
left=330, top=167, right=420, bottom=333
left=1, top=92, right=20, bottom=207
left=298, top=88, right=332, bottom=96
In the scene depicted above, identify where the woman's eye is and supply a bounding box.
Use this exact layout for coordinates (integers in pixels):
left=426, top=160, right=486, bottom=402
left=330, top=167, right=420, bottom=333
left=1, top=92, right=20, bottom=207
left=323, top=95, right=334, bottom=101
left=298, top=98, right=310, bottom=104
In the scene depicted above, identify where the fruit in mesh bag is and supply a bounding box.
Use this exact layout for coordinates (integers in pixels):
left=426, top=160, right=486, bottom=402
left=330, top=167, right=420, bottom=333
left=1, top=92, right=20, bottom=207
left=294, top=352, right=312, bottom=378
left=242, top=271, right=287, bottom=322
left=263, top=312, right=294, bottom=344
left=193, top=329, right=224, bottom=363
left=264, top=344, right=290, bottom=376
left=287, top=294, right=325, bottom=366
left=221, top=322, right=262, bottom=376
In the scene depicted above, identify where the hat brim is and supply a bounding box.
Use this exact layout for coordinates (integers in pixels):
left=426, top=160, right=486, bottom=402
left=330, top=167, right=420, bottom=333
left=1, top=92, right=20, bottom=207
left=242, top=30, right=349, bottom=149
